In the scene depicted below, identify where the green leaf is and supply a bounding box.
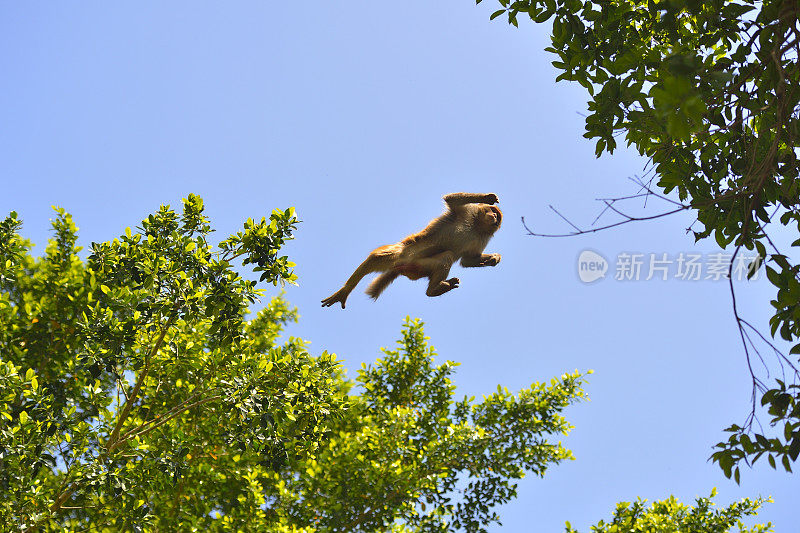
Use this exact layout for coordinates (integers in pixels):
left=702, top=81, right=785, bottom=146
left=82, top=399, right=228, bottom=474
left=765, top=266, right=781, bottom=286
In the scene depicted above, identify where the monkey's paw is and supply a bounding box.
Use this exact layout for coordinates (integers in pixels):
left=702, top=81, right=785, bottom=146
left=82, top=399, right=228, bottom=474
left=321, top=291, right=348, bottom=309
left=446, top=277, right=460, bottom=289
left=483, top=193, right=499, bottom=205
left=482, top=254, right=501, bottom=266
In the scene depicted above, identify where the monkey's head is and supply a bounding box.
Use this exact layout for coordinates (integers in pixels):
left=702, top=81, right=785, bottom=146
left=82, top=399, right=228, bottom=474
left=478, top=204, right=503, bottom=233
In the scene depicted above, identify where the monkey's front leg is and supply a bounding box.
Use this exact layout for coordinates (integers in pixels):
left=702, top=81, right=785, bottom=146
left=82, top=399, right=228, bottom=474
left=460, top=253, right=501, bottom=267
left=443, top=192, right=499, bottom=207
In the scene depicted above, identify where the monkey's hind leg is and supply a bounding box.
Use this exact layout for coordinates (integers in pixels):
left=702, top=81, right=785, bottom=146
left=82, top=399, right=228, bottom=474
left=321, top=245, right=399, bottom=308
left=426, top=277, right=459, bottom=297
left=422, top=251, right=458, bottom=297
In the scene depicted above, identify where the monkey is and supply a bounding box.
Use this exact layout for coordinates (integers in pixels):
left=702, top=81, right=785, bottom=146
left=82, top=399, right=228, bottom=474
left=321, top=192, right=502, bottom=309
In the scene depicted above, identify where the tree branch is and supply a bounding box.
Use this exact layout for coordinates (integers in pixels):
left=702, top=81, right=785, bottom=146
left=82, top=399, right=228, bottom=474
left=105, top=308, right=178, bottom=453
left=113, top=393, right=221, bottom=450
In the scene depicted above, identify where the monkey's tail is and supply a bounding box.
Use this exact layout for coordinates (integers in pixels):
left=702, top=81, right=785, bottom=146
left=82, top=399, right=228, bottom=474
left=366, top=271, right=400, bottom=300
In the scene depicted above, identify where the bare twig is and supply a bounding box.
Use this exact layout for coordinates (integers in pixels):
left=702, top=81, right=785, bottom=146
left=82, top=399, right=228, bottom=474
left=524, top=176, right=690, bottom=238
left=522, top=205, right=688, bottom=237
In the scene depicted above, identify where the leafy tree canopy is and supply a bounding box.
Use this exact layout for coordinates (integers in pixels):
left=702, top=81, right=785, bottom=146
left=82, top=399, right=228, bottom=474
left=564, top=489, right=771, bottom=533
left=271, top=319, right=586, bottom=532
left=482, top=0, right=800, bottom=479
left=0, top=198, right=589, bottom=532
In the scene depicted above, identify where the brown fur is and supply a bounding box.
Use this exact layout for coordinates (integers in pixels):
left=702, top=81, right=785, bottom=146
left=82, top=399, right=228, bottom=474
left=321, top=192, right=503, bottom=309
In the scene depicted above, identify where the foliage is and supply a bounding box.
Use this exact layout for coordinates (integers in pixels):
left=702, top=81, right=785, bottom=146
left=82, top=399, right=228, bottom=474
left=268, top=318, right=589, bottom=532
left=0, top=197, right=347, bottom=531
left=481, top=0, right=800, bottom=477
left=0, top=199, right=589, bottom=532
left=564, top=489, right=771, bottom=533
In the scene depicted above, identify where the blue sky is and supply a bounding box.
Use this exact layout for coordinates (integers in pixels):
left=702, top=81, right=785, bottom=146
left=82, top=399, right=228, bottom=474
left=1, top=2, right=797, bottom=530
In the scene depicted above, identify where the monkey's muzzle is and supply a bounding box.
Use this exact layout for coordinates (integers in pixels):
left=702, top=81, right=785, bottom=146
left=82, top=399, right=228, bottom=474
left=490, top=206, right=503, bottom=227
